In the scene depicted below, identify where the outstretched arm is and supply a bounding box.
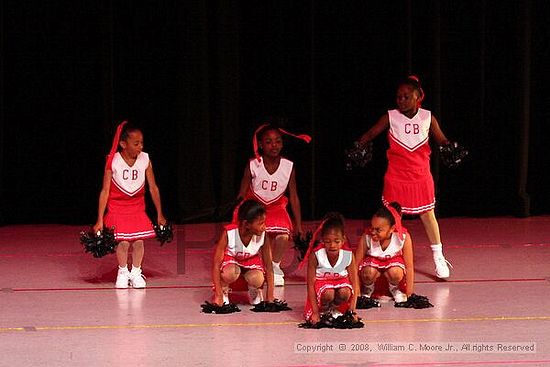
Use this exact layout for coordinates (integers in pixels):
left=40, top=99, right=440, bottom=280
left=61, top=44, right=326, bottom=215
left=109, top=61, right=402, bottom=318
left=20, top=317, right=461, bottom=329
left=93, top=170, right=112, bottom=233
left=430, top=115, right=450, bottom=146
left=146, top=161, right=166, bottom=225
left=359, top=113, right=390, bottom=144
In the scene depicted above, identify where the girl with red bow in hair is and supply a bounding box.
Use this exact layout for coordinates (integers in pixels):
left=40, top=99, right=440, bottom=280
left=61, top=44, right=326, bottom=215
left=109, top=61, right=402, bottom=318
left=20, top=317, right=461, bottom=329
left=355, top=202, right=413, bottom=305
left=235, top=123, right=310, bottom=286
left=93, top=121, right=166, bottom=289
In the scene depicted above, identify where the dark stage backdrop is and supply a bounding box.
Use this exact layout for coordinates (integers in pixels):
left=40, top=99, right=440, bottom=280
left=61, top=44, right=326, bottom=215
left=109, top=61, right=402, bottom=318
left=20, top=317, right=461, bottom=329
left=1, top=1, right=549, bottom=225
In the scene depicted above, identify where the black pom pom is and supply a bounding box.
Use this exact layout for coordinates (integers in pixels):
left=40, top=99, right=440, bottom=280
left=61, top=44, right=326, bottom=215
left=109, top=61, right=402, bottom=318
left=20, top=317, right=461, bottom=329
left=200, top=301, right=241, bottom=314
left=356, top=296, right=381, bottom=309
left=79, top=227, right=118, bottom=258
left=332, top=311, right=364, bottom=329
left=394, top=293, right=434, bottom=309
left=439, top=142, right=468, bottom=168
left=298, top=320, right=323, bottom=329
left=250, top=299, right=292, bottom=312
left=293, top=231, right=313, bottom=262
left=298, top=311, right=364, bottom=329
left=154, top=222, right=174, bottom=246
left=298, top=320, right=330, bottom=329
left=345, top=141, right=373, bottom=171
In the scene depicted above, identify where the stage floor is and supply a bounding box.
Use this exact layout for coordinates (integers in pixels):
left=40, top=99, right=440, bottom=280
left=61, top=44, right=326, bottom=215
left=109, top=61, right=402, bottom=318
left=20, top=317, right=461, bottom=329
left=1, top=216, right=550, bottom=367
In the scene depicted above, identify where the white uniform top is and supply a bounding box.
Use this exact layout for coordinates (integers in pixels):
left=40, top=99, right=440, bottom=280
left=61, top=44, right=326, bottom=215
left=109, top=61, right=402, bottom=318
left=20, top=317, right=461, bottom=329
left=249, top=157, right=293, bottom=205
left=388, top=108, right=431, bottom=152
left=315, top=248, right=353, bottom=280
left=111, top=152, right=149, bottom=196
left=365, top=233, right=406, bottom=259
left=225, top=228, right=266, bottom=260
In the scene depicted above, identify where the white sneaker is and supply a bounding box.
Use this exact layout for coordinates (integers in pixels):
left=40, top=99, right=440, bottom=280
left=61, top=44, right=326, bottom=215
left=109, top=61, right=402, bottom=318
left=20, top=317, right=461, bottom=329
left=389, top=285, right=407, bottom=303
left=248, top=287, right=264, bottom=305
left=434, top=256, right=453, bottom=279
left=129, top=267, right=146, bottom=288
left=115, top=267, right=130, bottom=289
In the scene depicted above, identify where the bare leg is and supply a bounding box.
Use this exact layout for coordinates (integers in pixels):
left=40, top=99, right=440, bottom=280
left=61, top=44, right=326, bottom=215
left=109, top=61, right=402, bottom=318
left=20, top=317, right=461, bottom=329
left=333, top=288, right=351, bottom=306
left=320, top=289, right=335, bottom=313
left=244, top=269, right=265, bottom=288
left=219, top=264, right=241, bottom=304
left=244, top=269, right=265, bottom=304
left=360, top=266, right=380, bottom=296
left=419, top=209, right=441, bottom=244
left=420, top=209, right=451, bottom=278
left=116, top=241, right=130, bottom=267
left=271, top=234, right=289, bottom=263
left=385, top=267, right=404, bottom=287
left=131, top=240, right=144, bottom=268
left=385, top=267, right=407, bottom=302
left=271, top=234, right=289, bottom=286
left=220, top=264, right=241, bottom=285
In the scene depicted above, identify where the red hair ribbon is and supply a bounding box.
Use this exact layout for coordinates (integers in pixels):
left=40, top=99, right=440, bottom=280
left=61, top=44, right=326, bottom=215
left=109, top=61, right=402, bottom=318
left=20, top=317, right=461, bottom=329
left=298, top=219, right=327, bottom=270
left=224, top=223, right=238, bottom=231
left=253, top=123, right=312, bottom=162
left=386, top=205, right=406, bottom=241
left=104, top=121, right=128, bottom=171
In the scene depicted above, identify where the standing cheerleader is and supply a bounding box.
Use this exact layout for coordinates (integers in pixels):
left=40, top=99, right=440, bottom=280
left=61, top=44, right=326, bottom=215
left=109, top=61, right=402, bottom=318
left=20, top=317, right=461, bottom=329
left=235, top=123, right=310, bottom=286
left=358, top=76, right=453, bottom=278
left=93, top=121, right=166, bottom=288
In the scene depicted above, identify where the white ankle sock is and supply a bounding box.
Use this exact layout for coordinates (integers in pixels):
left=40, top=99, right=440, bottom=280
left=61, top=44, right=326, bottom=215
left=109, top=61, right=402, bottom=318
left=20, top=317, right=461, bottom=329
left=431, top=243, right=444, bottom=258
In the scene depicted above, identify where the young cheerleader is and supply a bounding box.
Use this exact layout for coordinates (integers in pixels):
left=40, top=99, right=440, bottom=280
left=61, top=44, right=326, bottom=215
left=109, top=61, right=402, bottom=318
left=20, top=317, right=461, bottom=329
left=302, top=213, right=360, bottom=325
left=358, top=75, right=453, bottom=278
left=355, top=202, right=413, bottom=304
left=212, top=199, right=275, bottom=306
left=235, top=123, right=310, bottom=286
left=93, top=121, right=166, bottom=288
